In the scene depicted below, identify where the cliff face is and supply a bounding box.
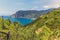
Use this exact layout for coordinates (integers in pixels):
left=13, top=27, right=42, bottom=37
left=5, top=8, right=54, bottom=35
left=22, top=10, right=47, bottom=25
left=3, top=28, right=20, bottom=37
left=11, top=9, right=53, bottom=18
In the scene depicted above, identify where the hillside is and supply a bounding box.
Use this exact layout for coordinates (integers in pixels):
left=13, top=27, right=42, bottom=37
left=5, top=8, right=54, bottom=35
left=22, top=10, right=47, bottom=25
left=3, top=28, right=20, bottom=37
left=23, top=7, right=60, bottom=40
left=0, top=8, right=60, bottom=40
left=11, top=9, right=52, bottom=18
left=26, top=8, right=60, bottom=30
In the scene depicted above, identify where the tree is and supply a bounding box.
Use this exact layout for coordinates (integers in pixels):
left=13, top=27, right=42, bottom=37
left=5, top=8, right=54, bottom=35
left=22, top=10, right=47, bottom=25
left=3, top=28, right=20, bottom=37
left=2, top=16, right=5, bottom=29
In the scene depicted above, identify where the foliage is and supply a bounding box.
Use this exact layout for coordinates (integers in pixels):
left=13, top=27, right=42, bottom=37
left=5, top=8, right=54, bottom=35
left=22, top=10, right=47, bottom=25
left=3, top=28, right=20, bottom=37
left=0, top=8, right=60, bottom=40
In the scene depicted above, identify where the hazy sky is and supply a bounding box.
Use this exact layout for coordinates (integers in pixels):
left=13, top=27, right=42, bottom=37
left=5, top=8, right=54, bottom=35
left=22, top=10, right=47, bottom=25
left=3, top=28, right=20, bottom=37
left=0, top=0, right=60, bottom=16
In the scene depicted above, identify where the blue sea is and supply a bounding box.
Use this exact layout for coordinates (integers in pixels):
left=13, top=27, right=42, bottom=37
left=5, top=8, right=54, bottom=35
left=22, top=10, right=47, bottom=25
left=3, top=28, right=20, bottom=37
left=0, top=16, right=34, bottom=26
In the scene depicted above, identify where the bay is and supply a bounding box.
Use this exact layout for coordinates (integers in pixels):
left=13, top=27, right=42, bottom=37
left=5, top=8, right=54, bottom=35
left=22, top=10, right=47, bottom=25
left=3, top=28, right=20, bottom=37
left=0, top=16, right=34, bottom=26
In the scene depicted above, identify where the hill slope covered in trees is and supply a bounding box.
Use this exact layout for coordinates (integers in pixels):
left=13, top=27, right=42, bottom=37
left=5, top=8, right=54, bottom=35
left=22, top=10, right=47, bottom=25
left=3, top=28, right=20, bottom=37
left=0, top=8, right=60, bottom=40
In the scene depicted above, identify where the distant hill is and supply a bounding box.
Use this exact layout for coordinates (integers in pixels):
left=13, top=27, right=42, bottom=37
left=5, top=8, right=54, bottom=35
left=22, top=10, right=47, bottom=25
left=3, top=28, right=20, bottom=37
left=11, top=9, right=53, bottom=18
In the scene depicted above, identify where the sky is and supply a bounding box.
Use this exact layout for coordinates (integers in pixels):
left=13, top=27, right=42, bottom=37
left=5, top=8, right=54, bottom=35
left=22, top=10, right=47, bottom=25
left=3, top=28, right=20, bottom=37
left=0, top=0, right=60, bottom=16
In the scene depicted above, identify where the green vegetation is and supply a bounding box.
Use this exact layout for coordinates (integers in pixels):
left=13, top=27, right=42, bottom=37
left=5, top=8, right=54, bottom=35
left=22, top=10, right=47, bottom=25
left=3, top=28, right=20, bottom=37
left=0, top=8, right=60, bottom=40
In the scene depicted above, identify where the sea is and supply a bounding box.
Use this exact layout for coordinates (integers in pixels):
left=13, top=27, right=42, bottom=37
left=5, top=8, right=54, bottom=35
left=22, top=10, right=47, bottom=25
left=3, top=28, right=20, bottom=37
left=0, top=16, right=35, bottom=26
